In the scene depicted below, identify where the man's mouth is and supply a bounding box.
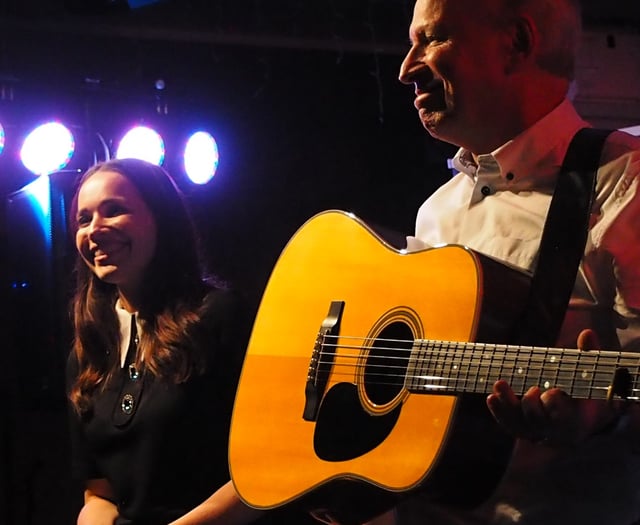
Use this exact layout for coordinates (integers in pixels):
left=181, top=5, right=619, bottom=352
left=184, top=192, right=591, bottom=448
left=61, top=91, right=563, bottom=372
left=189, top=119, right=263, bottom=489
left=414, top=78, right=443, bottom=96
left=414, top=86, right=446, bottom=112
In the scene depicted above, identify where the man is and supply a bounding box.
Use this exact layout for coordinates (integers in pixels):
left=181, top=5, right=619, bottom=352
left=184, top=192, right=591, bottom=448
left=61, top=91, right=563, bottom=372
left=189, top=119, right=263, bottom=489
left=376, top=0, right=640, bottom=523
left=173, top=0, right=640, bottom=523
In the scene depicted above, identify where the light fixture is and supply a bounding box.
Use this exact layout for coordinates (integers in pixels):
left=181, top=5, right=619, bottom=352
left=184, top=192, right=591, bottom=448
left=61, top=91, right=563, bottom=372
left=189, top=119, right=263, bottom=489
left=115, top=125, right=165, bottom=166
left=184, top=131, right=219, bottom=185
left=20, top=121, right=75, bottom=176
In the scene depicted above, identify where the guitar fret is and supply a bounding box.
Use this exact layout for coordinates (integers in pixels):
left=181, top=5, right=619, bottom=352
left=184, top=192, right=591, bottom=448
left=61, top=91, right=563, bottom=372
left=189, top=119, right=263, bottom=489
left=556, top=352, right=579, bottom=392
left=454, top=343, right=464, bottom=390
left=590, top=353, right=601, bottom=399
left=472, top=344, right=482, bottom=392
left=551, top=349, right=561, bottom=392
left=463, top=342, right=476, bottom=393
left=510, top=346, right=526, bottom=395
left=405, top=338, right=640, bottom=402
left=408, top=341, right=425, bottom=389
left=514, top=347, right=528, bottom=393
left=574, top=352, right=595, bottom=398
left=408, top=340, right=426, bottom=391
left=534, top=347, right=545, bottom=393
left=471, top=345, right=481, bottom=392
left=447, top=342, right=460, bottom=391
left=464, top=344, right=476, bottom=393
left=504, top=346, right=517, bottom=391
left=589, top=353, right=598, bottom=398
left=569, top=349, right=579, bottom=398
left=458, top=343, right=469, bottom=393
left=497, top=346, right=507, bottom=391
left=430, top=342, right=442, bottom=389
left=481, top=345, right=491, bottom=391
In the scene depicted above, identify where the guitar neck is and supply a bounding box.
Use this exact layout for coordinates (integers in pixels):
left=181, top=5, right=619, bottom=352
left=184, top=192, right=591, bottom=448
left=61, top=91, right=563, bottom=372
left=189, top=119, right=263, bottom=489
left=405, top=340, right=640, bottom=401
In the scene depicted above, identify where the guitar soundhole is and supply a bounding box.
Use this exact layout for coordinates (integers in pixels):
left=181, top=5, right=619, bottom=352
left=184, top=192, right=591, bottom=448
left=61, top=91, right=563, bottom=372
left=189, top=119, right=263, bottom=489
left=364, top=321, right=413, bottom=406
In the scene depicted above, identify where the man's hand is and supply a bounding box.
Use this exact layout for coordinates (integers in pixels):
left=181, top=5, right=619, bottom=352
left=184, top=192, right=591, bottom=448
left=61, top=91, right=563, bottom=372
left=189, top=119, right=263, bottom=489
left=486, top=329, right=619, bottom=446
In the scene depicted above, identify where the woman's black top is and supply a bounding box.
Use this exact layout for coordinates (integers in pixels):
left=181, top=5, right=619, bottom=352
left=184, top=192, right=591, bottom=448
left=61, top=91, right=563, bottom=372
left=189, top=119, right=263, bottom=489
left=67, top=288, right=250, bottom=524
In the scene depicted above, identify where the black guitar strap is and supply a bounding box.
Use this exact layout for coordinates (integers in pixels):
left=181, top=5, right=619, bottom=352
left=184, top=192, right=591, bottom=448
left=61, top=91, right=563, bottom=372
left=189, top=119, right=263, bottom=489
left=513, top=127, right=613, bottom=346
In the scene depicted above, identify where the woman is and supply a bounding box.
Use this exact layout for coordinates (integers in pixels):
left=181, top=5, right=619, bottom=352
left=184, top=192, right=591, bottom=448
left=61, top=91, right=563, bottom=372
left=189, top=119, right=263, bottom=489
left=66, top=158, right=250, bottom=524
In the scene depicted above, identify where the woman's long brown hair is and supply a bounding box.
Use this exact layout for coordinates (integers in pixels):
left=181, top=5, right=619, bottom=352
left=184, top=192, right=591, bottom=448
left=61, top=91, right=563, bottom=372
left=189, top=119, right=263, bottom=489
left=68, top=158, right=213, bottom=414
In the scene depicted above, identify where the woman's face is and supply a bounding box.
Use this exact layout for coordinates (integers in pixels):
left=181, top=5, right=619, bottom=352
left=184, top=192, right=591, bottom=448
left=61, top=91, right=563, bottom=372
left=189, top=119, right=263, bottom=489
left=75, top=169, right=157, bottom=301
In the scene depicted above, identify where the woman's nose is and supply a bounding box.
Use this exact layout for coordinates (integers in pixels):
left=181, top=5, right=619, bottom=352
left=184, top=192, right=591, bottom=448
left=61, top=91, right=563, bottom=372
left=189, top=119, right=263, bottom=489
left=87, top=215, right=107, bottom=238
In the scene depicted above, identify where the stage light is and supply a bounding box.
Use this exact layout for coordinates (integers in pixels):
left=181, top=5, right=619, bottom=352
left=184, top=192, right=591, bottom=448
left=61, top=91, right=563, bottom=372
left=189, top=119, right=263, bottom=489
left=20, top=122, right=75, bottom=176
left=0, top=122, right=5, bottom=155
left=184, top=131, right=219, bottom=185
left=116, top=125, right=165, bottom=166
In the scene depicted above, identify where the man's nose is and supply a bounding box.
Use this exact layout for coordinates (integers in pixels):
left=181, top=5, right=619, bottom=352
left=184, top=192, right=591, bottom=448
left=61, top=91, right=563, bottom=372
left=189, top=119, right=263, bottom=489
left=399, top=47, right=421, bottom=84
left=399, top=46, right=432, bottom=86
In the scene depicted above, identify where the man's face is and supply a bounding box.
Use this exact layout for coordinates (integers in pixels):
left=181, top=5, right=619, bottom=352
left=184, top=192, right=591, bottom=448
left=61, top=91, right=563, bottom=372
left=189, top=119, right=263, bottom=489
left=399, top=0, right=511, bottom=150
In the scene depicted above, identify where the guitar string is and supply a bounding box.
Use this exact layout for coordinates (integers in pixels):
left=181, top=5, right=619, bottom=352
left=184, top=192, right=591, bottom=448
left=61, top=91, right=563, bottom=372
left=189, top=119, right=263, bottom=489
left=312, top=355, right=635, bottom=392
left=309, top=356, right=640, bottom=398
left=309, top=336, right=640, bottom=398
left=319, top=334, right=640, bottom=367
left=322, top=334, right=640, bottom=361
left=317, top=340, right=640, bottom=373
left=314, top=351, right=640, bottom=390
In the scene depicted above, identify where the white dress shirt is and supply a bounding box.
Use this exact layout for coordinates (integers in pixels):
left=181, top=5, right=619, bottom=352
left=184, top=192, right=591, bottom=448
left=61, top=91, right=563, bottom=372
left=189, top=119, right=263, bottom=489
left=408, top=98, right=640, bottom=350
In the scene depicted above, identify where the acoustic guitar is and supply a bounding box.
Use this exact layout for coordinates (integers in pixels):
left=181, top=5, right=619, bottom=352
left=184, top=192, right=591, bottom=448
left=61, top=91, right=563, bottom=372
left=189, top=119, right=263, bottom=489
left=228, top=210, right=638, bottom=524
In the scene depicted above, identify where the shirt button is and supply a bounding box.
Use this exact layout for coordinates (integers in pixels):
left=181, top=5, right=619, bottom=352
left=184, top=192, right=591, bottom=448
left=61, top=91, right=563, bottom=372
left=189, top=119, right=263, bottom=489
left=481, top=185, right=492, bottom=196
left=506, top=172, right=515, bottom=181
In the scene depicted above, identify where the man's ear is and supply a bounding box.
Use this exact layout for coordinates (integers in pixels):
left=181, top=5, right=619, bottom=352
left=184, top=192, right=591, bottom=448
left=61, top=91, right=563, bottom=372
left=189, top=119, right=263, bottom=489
left=506, top=15, right=537, bottom=72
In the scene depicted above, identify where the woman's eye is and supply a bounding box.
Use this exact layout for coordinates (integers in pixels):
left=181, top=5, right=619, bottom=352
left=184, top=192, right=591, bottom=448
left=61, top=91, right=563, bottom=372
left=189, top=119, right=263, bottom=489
left=77, top=214, right=90, bottom=226
left=105, top=204, right=127, bottom=217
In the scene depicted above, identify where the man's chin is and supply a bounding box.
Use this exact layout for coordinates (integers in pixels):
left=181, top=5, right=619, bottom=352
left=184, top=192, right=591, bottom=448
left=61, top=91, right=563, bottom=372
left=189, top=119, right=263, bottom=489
left=419, top=110, right=448, bottom=137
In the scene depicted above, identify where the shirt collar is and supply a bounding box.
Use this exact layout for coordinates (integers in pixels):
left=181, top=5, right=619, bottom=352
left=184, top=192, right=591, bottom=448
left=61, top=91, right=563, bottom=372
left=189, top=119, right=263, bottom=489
left=452, top=98, right=589, bottom=184
left=115, top=299, right=141, bottom=368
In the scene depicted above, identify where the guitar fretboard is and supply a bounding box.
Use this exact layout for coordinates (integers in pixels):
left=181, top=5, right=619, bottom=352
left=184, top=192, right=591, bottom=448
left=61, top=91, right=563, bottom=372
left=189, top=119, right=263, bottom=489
left=405, top=340, right=640, bottom=401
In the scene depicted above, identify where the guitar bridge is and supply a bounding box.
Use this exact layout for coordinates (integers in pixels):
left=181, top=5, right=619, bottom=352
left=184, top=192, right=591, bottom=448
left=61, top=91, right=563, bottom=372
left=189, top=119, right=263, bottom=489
left=303, top=301, right=344, bottom=421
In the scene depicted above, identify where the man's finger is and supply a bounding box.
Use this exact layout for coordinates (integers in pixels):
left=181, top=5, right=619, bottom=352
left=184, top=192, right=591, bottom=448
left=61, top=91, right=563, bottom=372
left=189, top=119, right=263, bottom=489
left=577, top=328, right=600, bottom=351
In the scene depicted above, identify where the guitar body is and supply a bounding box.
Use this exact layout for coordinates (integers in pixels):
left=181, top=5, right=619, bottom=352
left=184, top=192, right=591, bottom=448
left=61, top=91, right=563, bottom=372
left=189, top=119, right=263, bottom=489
left=229, top=210, right=531, bottom=523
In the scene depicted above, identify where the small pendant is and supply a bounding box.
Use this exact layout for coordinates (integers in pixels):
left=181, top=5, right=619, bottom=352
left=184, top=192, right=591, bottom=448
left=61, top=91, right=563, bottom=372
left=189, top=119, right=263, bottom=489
left=121, top=393, right=135, bottom=414
left=129, top=364, right=139, bottom=381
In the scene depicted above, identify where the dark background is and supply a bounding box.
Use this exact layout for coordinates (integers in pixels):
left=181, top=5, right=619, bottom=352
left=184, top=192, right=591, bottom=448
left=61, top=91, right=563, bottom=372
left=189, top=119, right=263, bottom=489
left=0, top=1, right=639, bottom=523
